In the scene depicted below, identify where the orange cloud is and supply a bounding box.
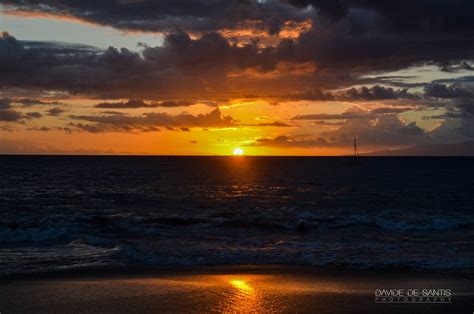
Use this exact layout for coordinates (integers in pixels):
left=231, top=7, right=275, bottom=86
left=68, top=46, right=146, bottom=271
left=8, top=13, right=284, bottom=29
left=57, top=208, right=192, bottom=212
left=279, top=20, right=312, bottom=39
left=218, top=19, right=312, bottom=47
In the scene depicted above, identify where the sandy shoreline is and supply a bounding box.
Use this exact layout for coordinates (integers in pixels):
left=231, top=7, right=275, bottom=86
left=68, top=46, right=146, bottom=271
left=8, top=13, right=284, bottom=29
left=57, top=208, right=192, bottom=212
left=1, top=266, right=473, bottom=313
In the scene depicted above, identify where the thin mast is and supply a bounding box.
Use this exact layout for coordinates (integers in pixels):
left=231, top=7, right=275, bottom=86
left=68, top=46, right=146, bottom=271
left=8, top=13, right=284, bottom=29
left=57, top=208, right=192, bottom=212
left=353, top=138, right=359, bottom=158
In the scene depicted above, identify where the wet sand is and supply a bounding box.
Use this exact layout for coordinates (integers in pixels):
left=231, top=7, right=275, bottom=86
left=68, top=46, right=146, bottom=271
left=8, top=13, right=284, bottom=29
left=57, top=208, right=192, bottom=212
left=1, top=266, right=473, bottom=313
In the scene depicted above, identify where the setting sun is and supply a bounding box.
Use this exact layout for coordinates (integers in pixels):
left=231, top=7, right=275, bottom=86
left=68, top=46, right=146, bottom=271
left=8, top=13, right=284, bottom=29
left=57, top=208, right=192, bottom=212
left=233, top=148, right=244, bottom=156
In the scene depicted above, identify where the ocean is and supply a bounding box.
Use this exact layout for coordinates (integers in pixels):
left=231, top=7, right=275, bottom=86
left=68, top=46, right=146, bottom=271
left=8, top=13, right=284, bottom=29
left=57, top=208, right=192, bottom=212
left=1, top=156, right=473, bottom=275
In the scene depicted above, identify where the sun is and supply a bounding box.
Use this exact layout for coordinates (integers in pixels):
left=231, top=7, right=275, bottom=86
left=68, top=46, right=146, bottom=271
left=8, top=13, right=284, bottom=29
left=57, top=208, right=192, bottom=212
left=233, top=148, right=244, bottom=156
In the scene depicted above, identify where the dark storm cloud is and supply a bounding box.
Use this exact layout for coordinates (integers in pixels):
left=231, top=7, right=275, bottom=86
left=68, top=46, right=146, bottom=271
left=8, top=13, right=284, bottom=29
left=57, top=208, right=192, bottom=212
left=293, top=111, right=374, bottom=120
left=14, top=98, right=48, bottom=106
left=0, top=108, right=42, bottom=121
left=158, top=100, right=196, bottom=107
left=370, top=107, right=414, bottom=114
left=26, top=126, right=53, bottom=131
left=0, top=31, right=283, bottom=98
left=424, top=83, right=474, bottom=99
left=68, top=108, right=236, bottom=133
left=359, top=76, right=427, bottom=89
left=1, top=0, right=308, bottom=34
left=430, top=76, right=474, bottom=85
left=0, top=98, right=65, bottom=118
left=256, top=121, right=293, bottom=127
left=0, top=32, right=129, bottom=94
left=9, top=98, right=64, bottom=106
left=2, top=6, right=474, bottom=100
left=283, top=85, right=420, bottom=102
left=94, top=100, right=158, bottom=109
left=278, top=1, right=474, bottom=77
left=286, top=0, right=474, bottom=34
left=25, top=111, right=42, bottom=119
left=440, top=61, right=474, bottom=73
left=422, top=81, right=474, bottom=123
left=428, top=101, right=474, bottom=120
left=275, top=88, right=336, bottom=101
left=0, top=109, right=22, bottom=121
left=285, top=0, right=347, bottom=19
left=1, top=1, right=474, bottom=105
left=254, top=135, right=329, bottom=148
left=0, top=97, right=44, bottom=121
left=46, top=107, right=66, bottom=116
left=293, top=31, right=474, bottom=75
left=343, top=86, right=418, bottom=100
left=0, top=98, right=11, bottom=109
left=457, top=102, right=474, bottom=116
left=94, top=99, right=195, bottom=109
left=354, top=1, right=474, bottom=34
left=291, top=106, right=411, bottom=120
left=6, top=0, right=474, bottom=35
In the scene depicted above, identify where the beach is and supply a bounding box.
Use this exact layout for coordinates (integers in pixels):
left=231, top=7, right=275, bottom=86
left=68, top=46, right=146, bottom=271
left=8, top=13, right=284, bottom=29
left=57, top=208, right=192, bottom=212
left=1, top=266, right=473, bottom=313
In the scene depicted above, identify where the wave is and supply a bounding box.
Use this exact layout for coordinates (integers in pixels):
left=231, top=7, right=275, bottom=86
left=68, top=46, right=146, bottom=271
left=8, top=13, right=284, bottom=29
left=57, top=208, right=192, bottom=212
left=0, top=239, right=121, bottom=275
left=1, top=206, right=473, bottom=275
left=1, top=207, right=473, bottom=244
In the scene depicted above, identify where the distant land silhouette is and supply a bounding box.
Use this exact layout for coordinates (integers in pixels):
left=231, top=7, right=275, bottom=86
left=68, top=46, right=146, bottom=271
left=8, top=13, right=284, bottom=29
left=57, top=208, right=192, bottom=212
left=363, top=140, right=474, bottom=156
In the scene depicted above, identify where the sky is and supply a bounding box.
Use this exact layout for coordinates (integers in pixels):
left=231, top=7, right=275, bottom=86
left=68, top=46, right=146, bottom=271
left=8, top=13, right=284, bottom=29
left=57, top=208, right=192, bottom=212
left=1, top=0, right=474, bottom=155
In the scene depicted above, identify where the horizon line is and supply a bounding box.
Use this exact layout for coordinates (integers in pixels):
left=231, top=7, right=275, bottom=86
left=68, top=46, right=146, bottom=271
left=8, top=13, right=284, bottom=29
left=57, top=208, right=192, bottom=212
left=1, top=154, right=472, bottom=157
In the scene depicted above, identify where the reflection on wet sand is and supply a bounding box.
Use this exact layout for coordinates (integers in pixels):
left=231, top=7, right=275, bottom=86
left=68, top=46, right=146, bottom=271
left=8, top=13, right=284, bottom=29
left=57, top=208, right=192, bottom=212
left=2, top=271, right=473, bottom=313
left=192, top=274, right=352, bottom=313
left=138, top=274, right=357, bottom=313
left=221, top=278, right=264, bottom=313
left=229, top=279, right=253, bottom=294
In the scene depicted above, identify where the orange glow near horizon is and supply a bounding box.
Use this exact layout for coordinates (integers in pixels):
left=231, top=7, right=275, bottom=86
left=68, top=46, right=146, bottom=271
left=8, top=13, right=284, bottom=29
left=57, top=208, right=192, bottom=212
left=0, top=96, right=366, bottom=156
